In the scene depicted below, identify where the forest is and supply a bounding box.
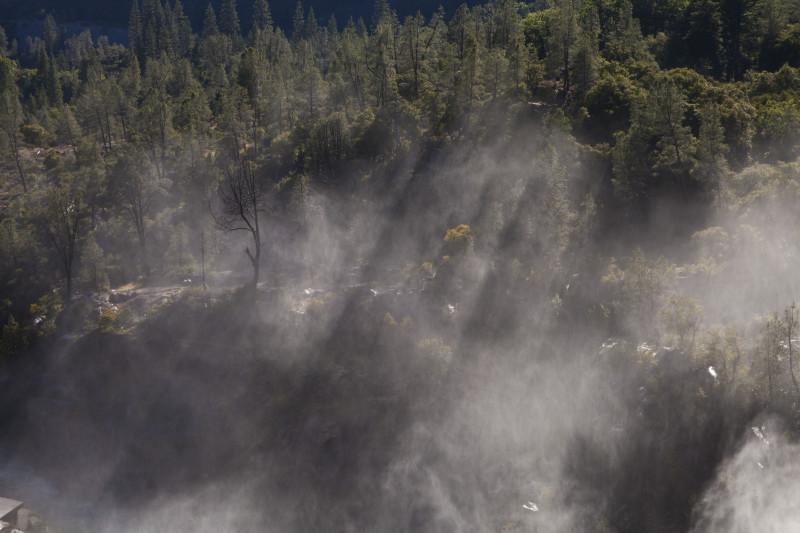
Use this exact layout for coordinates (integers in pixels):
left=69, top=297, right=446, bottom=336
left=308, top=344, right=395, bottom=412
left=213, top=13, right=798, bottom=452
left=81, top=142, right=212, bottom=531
left=0, top=0, right=799, bottom=532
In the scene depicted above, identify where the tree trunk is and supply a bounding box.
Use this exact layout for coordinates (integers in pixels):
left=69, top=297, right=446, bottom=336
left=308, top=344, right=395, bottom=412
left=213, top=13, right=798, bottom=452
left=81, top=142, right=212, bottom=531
left=787, top=306, right=800, bottom=399
left=138, top=227, right=150, bottom=278
left=10, top=135, right=26, bottom=192
left=766, top=320, right=775, bottom=406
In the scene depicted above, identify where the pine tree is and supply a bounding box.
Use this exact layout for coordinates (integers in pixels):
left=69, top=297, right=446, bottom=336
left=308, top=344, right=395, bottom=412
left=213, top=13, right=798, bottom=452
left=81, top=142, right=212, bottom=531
left=758, top=0, right=786, bottom=70
left=650, top=79, right=694, bottom=172
left=357, top=17, right=368, bottom=38
left=128, top=0, right=143, bottom=58
left=159, top=0, right=176, bottom=56
left=720, top=0, right=757, bottom=80
left=143, top=17, right=159, bottom=58
left=684, top=0, right=723, bottom=76
left=202, top=3, right=219, bottom=39
left=45, top=52, right=62, bottom=106
left=327, top=14, right=338, bottom=38
left=306, top=7, right=319, bottom=41
left=292, top=1, right=305, bottom=42
left=372, top=0, right=392, bottom=30
left=605, top=0, right=647, bottom=62
left=0, top=26, right=7, bottom=57
left=695, top=103, right=728, bottom=195
left=43, top=14, right=59, bottom=55
left=571, top=3, right=600, bottom=99
left=549, top=0, right=581, bottom=96
left=173, top=0, right=194, bottom=56
left=252, top=0, right=273, bottom=31
left=220, top=0, right=241, bottom=38
left=0, top=57, right=27, bottom=191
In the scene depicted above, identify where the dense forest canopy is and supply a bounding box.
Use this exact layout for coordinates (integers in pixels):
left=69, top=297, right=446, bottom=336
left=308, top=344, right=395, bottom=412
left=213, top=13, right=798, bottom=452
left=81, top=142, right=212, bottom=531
left=0, top=0, right=800, bottom=532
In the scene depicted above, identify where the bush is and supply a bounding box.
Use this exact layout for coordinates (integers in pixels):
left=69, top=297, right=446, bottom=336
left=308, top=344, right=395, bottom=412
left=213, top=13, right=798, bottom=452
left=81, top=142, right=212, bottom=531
left=43, top=151, right=60, bottom=170
left=443, top=224, right=472, bottom=243
left=0, top=315, right=28, bottom=359
left=98, top=305, right=120, bottom=332
left=20, top=123, right=51, bottom=146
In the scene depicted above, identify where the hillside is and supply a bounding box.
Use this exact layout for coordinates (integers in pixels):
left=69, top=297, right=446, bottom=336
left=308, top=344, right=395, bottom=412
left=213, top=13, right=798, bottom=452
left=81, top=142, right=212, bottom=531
left=1, top=0, right=800, bottom=532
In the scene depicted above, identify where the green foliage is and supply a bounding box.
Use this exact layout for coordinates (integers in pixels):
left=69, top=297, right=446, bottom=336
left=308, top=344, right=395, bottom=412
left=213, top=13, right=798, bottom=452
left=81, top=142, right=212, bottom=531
left=97, top=305, right=121, bottom=332
left=20, top=123, right=50, bottom=146
left=0, top=315, right=27, bottom=359
left=1, top=5, right=800, bottom=530
left=659, top=293, right=704, bottom=350
left=582, top=66, right=643, bottom=141
left=0, top=0, right=798, bottom=388
left=612, top=76, right=701, bottom=205
left=602, top=250, right=674, bottom=334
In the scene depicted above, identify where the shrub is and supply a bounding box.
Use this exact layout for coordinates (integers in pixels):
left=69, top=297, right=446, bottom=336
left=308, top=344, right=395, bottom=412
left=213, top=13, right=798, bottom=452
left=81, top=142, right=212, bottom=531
left=43, top=151, right=60, bottom=170
left=20, top=123, right=51, bottom=146
left=443, top=224, right=472, bottom=243
left=0, top=315, right=28, bottom=359
left=98, top=305, right=120, bottom=332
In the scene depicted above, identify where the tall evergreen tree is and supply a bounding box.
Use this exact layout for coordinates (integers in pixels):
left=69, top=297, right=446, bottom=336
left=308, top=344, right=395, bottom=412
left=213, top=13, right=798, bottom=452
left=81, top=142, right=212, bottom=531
left=44, top=52, right=62, bottom=106
left=695, top=103, right=728, bottom=195
left=252, top=0, right=273, bottom=32
left=550, top=0, right=581, bottom=96
left=292, top=1, right=305, bottom=42
left=173, top=0, right=194, bottom=56
left=0, top=26, right=7, bottom=57
left=128, top=0, right=144, bottom=59
left=202, top=3, right=219, bottom=39
left=42, top=14, right=59, bottom=55
left=160, top=0, right=177, bottom=56
left=327, top=14, right=339, bottom=38
left=372, top=0, right=393, bottom=30
left=720, top=0, right=757, bottom=80
left=220, top=0, right=241, bottom=38
left=306, top=7, right=319, bottom=41
left=572, top=3, right=600, bottom=99
left=683, top=0, right=723, bottom=76
left=0, top=57, right=26, bottom=191
left=604, top=0, right=648, bottom=61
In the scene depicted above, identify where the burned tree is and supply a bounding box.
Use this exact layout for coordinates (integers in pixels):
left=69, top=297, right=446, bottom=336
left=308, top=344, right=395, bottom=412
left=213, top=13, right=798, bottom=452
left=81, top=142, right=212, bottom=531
left=785, top=303, right=799, bottom=399
left=215, top=157, right=264, bottom=287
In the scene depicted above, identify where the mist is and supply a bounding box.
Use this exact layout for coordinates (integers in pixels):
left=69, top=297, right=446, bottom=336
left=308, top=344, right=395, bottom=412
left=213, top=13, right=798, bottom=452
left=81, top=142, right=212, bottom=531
left=2, top=0, right=800, bottom=532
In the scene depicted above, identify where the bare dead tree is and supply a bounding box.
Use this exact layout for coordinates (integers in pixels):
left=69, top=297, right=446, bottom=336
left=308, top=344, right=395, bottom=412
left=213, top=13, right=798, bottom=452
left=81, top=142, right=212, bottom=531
left=215, top=158, right=264, bottom=288
left=765, top=318, right=775, bottom=407
left=786, top=303, right=799, bottom=399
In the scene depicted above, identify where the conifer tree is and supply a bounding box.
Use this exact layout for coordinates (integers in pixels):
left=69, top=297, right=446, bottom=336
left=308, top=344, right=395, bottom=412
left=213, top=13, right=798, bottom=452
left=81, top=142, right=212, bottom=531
left=0, top=26, right=7, bottom=57
left=220, top=0, right=241, bottom=38
left=128, top=0, right=143, bottom=59
left=327, top=14, right=338, bottom=38
left=306, top=7, right=319, bottom=41
left=202, top=3, right=219, bottom=39
left=292, top=1, right=305, bottom=42
left=44, top=52, right=62, bottom=106
left=372, top=0, right=392, bottom=30
left=252, top=0, right=273, bottom=32
left=42, top=14, right=59, bottom=55
left=173, top=0, right=194, bottom=56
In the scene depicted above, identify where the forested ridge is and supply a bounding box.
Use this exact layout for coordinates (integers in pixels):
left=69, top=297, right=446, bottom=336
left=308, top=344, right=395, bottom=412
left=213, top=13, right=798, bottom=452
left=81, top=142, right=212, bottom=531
left=0, top=0, right=800, bottom=532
